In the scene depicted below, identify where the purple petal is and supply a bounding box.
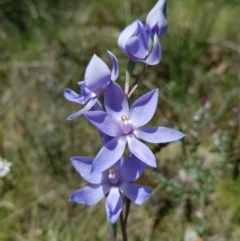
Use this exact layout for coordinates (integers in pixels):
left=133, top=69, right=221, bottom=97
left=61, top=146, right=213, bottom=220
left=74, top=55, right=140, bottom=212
left=120, top=155, right=146, bottom=182
left=84, top=110, right=121, bottom=137
left=67, top=98, right=98, bottom=120
left=107, top=50, right=119, bottom=81
left=70, top=157, right=103, bottom=184
left=125, top=22, right=148, bottom=60
left=88, top=100, right=105, bottom=139
left=126, top=37, right=148, bottom=61
left=91, top=100, right=107, bottom=139
left=134, top=127, right=185, bottom=143
left=130, top=89, right=158, bottom=128
left=92, top=136, right=127, bottom=173
left=127, top=136, right=156, bottom=167
left=101, top=135, right=114, bottom=146
left=104, top=82, right=129, bottom=121
left=120, top=183, right=152, bottom=205
left=91, top=99, right=103, bottom=111
left=105, top=187, right=123, bottom=223
left=63, top=81, right=96, bottom=105
left=78, top=81, right=97, bottom=102
left=85, top=54, right=111, bottom=95
left=64, top=88, right=86, bottom=104
left=145, top=34, right=161, bottom=65
left=146, top=0, right=168, bottom=37
left=138, top=21, right=149, bottom=47
left=112, top=156, right=124, bottom=171
left=69, top=184, right=108, bottom=205
left=118, top=20, right=139, bottom=53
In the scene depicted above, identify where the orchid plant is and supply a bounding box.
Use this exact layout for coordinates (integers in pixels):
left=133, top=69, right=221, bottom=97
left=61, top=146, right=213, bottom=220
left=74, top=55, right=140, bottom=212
left=64, top=1, right=185, bottom=240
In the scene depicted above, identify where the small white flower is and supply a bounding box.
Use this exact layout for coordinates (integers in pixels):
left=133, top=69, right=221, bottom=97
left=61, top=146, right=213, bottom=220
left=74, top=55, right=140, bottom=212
left=0, top=157, right=12, bottom=178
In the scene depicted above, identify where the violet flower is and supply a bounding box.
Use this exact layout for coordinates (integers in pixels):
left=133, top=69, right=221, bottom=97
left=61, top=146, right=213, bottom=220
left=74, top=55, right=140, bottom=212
left=117, top=0, right=167, bottom=65
left=68, top=155, right=151, bottom=224
left=118, top=20, right=161, bottom=65
left=64, top=51, right=119, bottom=120
left=84, top=82, right=185, bottom=173
left=146, top=0, right=167, bottom=37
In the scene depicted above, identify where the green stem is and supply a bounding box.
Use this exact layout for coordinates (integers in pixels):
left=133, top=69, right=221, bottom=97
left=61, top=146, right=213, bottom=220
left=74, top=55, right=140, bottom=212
left=124, top=198, right=131, bottom=227
left=125, top=60, right=136, bottom=95
left=120, top=211, right=128, bottom=241
left=127, top=63, right=148, bottom=99
left=107, top=218, right=117, bottom=240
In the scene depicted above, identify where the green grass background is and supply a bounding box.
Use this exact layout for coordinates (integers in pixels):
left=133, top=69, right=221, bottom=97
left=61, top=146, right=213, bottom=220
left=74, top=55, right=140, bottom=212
left=0, top=0, right=240, bottom=240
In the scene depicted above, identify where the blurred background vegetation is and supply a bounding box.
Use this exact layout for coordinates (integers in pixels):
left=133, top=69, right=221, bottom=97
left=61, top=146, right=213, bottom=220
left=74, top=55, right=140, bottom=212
left=0, top=0, right=240, bottom=240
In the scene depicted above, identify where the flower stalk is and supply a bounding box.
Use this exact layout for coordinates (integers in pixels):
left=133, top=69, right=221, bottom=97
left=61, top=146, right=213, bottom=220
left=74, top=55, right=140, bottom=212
left=63, top=1, right=184, bottom=240
left=127, top=63, right=148, bottom=99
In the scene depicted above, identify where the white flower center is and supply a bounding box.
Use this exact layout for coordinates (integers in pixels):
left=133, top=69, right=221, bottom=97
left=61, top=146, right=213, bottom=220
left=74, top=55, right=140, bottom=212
left=121, top=115, right=132, bottom=134
left=108, top=168, right=119, bottom=184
